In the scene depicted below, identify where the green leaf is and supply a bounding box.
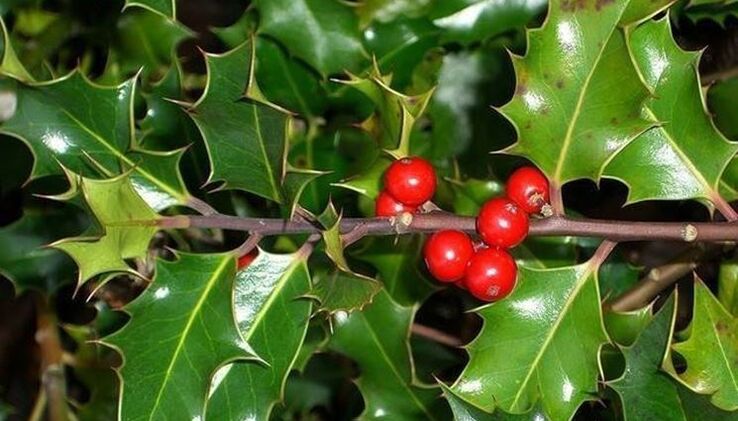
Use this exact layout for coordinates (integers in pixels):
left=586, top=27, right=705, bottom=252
left=709, top=77, right=738, bottom=141
left=101, top=9, right=191, bottom=83
left=52, top=172, right=160, bottom=286
left=317, top=202, right=350, bottom=271
left=677, top=384, right=738, bottom=421
left=103, top=252, right=255, bottom=420
left=598, top=251, right=641, bottom=301
left=124, top=0, right=175, bottom=19
left=0, top=205, right=84, bottom=292
left=441, top=383, right=549, bottom=420
left=450, top=177, right=504, bottom=216
left=604, top=18, right=738, bottom=207
left=255, top=37, right=327, bottom=118
left=189, top=40, right=289, bottom=203
left=620, top=0, right=675, bottom=25
left=452, top=257, right=609, bottom=419
left=207, top=250, right=312, bottom=421
left=329, top=289, right=446, bottom=419
left=283, top=167, right=325, bottom=218
left=608, top=294, right=686, bottom=421
left=309, top=269, right=382, bottom=314
left=353, top=235, right=438, bottom=306
left=718, top=262, right=738, bottom=316
left=363, top=18, right=440, bottom=90
left=254, top=0, right=367, bottom=76
left=604, top=306, right=651, bottom=347
left=0, top=17, right=33, bottom=82
left=672, top=279, right=738, bottom=411
left=343, top=67, right=433, bottom=156
left=501, top=0, right=653, bottom=186
left=333, top=155, right=392, bottom=199
left=0, top=72, right=190, bottom=209
left=431, top=0, right=547, bottom=45
left=356, top=0, right=432, bottom=26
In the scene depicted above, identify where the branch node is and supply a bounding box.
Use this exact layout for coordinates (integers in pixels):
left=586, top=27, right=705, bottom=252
left=392, top=212, right=414, bottom=234
left=681, top=224, right=698, bottom=242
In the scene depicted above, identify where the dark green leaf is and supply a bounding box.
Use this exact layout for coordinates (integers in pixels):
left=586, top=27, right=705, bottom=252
left=207, top=251, right=312, bottom=420
left=718, top=262, right=738, bottom=316
left=353, top=235, right=438, bottom=306
left=330, top=289, right=446, bottom=419
left=431, top=0, right=546, bottom=45
left=441, top=383, right=549, bottom=420
left=189, top=40, right=288, bottom=203
left=0, top=72, right=191, bottom=209
left=0, top=205, right=84, bottom=292
left=608, top=294, right=686, bottom=421
left=103, top=252, right=255, bottom=420
left=254, top=0, right=367, bottom=76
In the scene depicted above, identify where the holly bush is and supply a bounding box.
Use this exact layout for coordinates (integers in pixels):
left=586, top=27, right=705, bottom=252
left=1, top=0, right=738, bottom=420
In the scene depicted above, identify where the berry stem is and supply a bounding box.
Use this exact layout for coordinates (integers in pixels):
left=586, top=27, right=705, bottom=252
left=549, top=181, right=565, bottom=216
left=178, top=212, right=738, bottom=242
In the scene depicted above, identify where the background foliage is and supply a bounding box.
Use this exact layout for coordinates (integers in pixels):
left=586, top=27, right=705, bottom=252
left=1, top=0, right=738, bottom=420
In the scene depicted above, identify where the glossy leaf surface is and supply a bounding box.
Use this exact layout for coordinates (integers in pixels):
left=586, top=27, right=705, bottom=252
left=330, top=289, right=444, bottom=419
left=501, top=0, right=652, bottom=185
left=208, top=251, right=312, bottom=420
left=309, top=269, right=382, bottom=314
left=672, top=279, right=738, bottom=411
left=254, top=0, right=367, bottom=76
left=189, top=41, right=288, bottom=203
left=103, top=253, right=254, bottom=420
left=452, top=258, right=609, bottom=419
left=604, top=19, right=738, bottom=206
left=0, top=72, right=190, bottom=209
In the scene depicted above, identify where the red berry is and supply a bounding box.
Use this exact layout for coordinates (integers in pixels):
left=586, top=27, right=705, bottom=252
left=384, top=157, right=436, bottom=206
left=477, top=197, right=529, bottom=248
left=506, top=166, right=550, bottom=214
left=375, top=190, right=416, bottom=217
left=237, top=250, right=258, bottom=270
left=464, top=248, right=517, bottom=302
left=423, top=230, right=475, bottom=283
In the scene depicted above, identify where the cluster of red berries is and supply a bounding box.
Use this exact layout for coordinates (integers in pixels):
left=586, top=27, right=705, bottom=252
left=375, top=157, right=549, bottom=303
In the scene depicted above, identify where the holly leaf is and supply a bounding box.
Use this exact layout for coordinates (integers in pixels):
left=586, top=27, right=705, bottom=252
left=672, top=278, right=738, bottom=411
left=608, top=294, right=686, bottom=421
left=329, top=289, right=446, bottom=419
left=255, top=37, right=327, bottom=119
left=101, top=9, right=191, bottom=83
left=431, top=0, right=547, bottom=45
left=0, top=72, right=191, bottom=209
left=363, top=18, right=440, bottom=90
left=333, top=155, right=392, bottom=199
left=709, top=77, right=738, bottom=142
left=441, top=383, right=549, bottom=421
left=102, top=252, right=255, bottom=420
left=51, top=172, right=159, bottom=287
left=0, top=205, right=84, bottom=293
left=207, top=250, right=312, bottom=420
left=353, top=235, right=438, bottom=306
left=124, top=0, right=175, bottom=19
left=342, top=65, right=433, bottom=156
left=501, top=0, right=653, bottom=186
left=254, top=0, right=367, bottom=76
left=356, top=0, right=431, bottom=26
left=309, top=269, right=382, bottom=314
left=604, top=306, right=651, bottom=347
left=677, top=384, right=738, bottom=420
left=189, top=40, right=289, bottom=203
left=718, top=262, right=738, bottom=316
left=604, top=18, right=738, bottom=209
left=0, top=17, right=33, bottom=82
left=452, top=256, right=610, bottom=419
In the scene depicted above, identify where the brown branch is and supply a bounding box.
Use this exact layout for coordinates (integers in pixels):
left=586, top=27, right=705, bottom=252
left=34, top=297, right=68, bottom=421
left=411, top=324, right=463, bottom=347
left=607, top=245, right=722, bottom=312
left=163, top=213, right=738, bottom=242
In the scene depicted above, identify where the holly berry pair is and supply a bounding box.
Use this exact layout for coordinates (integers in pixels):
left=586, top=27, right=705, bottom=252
left=424, top=166, right=549, bottom=302
left=375, top=157, right=437, bottom=216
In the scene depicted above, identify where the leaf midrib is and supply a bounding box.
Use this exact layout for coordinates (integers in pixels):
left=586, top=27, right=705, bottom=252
left=242, top=260, right=300, bottom=341
left=553, top=17, right=623, bottom=182
left=359, top=314, right=437, bottom=420
left=148, top=256, right=231, bottom=419
left=62, top=110, right=186, bottom=201
left=509, top=264, right=597, bottom=410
